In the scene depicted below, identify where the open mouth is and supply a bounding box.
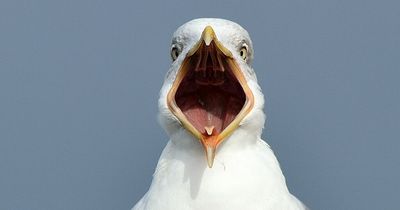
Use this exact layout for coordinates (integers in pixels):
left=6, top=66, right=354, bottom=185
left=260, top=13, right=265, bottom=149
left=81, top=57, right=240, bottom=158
left=167, top=26, right=254, bottom=167
left=175, top=43, right=246, bottom=143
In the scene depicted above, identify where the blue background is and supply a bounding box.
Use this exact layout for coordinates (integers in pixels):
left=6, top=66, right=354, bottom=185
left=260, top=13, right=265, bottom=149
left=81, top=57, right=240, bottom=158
left=1, top=0, right=399, bottom=209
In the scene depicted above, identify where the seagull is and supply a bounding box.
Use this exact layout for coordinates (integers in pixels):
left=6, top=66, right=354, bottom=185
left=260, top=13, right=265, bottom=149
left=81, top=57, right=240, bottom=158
left=132, top=18, right=307, bottom=210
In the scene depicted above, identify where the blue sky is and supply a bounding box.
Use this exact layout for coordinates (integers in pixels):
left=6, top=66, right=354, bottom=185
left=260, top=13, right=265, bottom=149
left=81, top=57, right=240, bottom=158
left=0, top=0, right=399, bottom=209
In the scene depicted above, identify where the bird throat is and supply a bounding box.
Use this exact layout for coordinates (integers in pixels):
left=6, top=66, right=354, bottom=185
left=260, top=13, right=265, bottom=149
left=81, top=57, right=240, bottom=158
left=174, top=45, right=246, bottom=144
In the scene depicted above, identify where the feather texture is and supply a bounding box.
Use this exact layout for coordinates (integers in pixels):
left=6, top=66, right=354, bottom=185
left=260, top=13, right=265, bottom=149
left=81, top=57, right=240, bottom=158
left=132, top=18, right=307, bottom=210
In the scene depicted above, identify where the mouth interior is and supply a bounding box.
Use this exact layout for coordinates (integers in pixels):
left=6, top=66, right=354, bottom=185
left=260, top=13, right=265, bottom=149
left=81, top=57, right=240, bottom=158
left=174, top=44, right=246, bottom=138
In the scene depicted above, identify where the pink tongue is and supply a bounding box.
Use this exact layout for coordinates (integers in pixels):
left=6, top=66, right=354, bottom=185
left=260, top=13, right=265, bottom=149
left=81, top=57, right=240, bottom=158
left=179, top=88, right=240, bottom=136
left=197, top=90, right=225, bottom=134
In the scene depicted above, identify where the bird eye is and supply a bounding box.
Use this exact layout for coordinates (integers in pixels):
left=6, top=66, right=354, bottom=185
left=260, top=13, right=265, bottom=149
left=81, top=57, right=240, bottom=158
left=239, top=46, right=247, bottom=60
left=171, top=46, right=180, bottom=61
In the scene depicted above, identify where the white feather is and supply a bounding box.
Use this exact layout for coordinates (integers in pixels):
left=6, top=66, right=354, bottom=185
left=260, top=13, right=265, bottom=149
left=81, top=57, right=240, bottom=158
left=133, top=18, right=307, bottom=210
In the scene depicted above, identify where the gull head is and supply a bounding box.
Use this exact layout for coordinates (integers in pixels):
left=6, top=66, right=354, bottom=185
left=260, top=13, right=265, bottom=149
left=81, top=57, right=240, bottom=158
left=158, top=18, right=265, bottom=168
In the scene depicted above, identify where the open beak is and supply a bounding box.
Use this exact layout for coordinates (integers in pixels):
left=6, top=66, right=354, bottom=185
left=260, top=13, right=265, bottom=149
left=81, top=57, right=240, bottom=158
left=167, top=26, right=254, bottom=168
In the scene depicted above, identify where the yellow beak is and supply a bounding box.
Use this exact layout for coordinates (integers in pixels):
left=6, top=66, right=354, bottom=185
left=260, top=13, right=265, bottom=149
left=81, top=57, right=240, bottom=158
left=167, top=26, right=254, bottom=168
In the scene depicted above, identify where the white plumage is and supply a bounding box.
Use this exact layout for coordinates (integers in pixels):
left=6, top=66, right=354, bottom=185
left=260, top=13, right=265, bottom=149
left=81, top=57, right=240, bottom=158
left=133, top=18, right=307, bottom=210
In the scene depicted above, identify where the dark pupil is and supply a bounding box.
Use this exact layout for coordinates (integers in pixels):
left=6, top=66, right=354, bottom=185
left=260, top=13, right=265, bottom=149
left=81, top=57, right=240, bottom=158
left=175, top=51, right=179, bottom=57
left=240, top=50, right=244, bottom=57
